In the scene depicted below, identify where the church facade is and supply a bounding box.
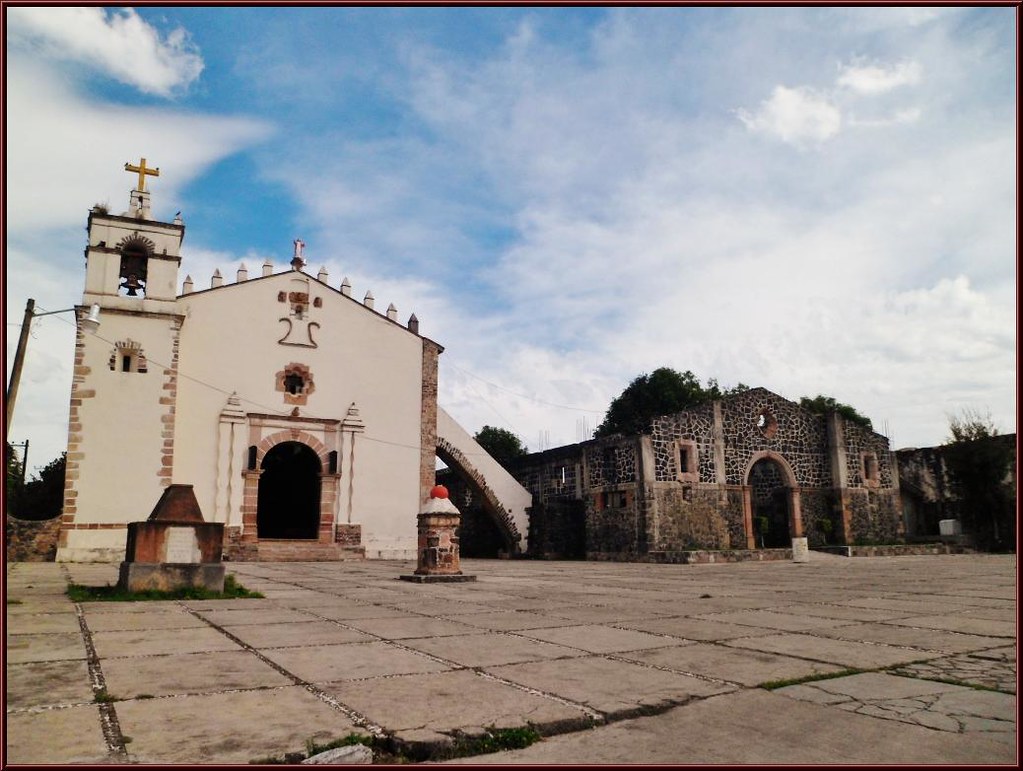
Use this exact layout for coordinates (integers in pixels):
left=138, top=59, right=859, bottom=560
left=57, top=169, right=441, bottom=562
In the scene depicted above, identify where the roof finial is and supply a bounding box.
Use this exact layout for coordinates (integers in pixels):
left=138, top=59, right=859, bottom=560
left=124, top=157, right=160, bottom=192
left=291, top=239, right=306, bottom=271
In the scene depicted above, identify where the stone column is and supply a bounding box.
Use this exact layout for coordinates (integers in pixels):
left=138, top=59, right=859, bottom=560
left=400, top=485, right=476, bottom=583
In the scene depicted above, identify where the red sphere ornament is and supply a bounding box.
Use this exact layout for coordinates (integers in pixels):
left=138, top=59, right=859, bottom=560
left=430, top=484, right=450, bottom=499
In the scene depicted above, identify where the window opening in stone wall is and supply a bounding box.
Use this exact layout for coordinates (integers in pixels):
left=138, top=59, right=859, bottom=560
left=284, top=373, right=305, bottom=395
left=109, top=340, right=148, bottom=373
left=862, top=452, right=880, bottom=487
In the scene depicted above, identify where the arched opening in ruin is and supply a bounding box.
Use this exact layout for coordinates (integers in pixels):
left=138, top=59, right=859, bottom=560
left=435, top=446, right=519, bottom=558
left=747, top=456, right=793, bottom=548
left=257, top=441, right=321, bottom=539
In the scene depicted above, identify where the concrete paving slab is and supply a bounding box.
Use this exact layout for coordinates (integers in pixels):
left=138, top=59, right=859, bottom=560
left=885, top=614, right=1017, bottom=638
left=401, top=631, right=589, bottom=667
left=613, top=615, right=775, bottom=641
left=6, top=659, right=95, bottom=708
left=5, top=598, right=75, bottom=613
left=623, top=641, right=844, bottom=686
left=814, top=621, right=1008, bottom=654
left=7, top=632, right=87, bottom=663
left=311, top=604, right=424, bottom=620
left=544, top=605, right=676, bottom=623
left=487, top=656, right=734, bottom=717
left=439, top=610, right=583, bottom=631
left=91, top=626, right=243, bottom=658
left=115, top=686, right=366, bottom=764
left=515, top=623, right=688, bottom=654
left=777, top=671, right=1016, bottom=744
left=890, top=651, right=1017, bottom=694
left=226, top=620, right=375, bottom=649
left=324, top=669, right=591, bottom=744
left=194, top=606, right=318, bottom=626
left=101, top=650, right=294, bottom=698
left=5, top=704, right=111, bottom=764
left=262, top=640, right=453, bottom=682
left=766, top=602, right=912, bottom=622
left=724, top=633, right=943, bottom=669
left=840, top=597, right=975, bottom=614
left=442, top=687, right=1017, bottom=764
left=692, top=608, right=857, bottom=633
left=340, top=616, right=483, bottom=640
left=5, top=611, right=81, bottom=634
left=82, top=608, right=209, bottom=631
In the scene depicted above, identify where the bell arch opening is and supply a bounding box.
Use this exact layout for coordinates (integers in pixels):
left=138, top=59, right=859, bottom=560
left=257, top=441, right=322, bottom=539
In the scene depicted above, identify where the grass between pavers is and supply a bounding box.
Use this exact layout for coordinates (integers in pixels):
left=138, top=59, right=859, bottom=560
left=66, top=574, right=264, bottom=602
left=251, top=725, right=544, bottom=764
left=759, top=669, right=865, bottom=690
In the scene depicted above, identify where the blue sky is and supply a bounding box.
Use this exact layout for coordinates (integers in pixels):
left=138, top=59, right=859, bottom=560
left=5, top=6, right=1017, bottom=474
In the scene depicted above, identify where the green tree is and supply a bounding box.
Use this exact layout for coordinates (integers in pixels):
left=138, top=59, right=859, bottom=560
left=595, top=368, right=748, bottom=438
left=474, top=426, right=528, bottom=469
left=943, top=410, right=1014, bottom=551
left=17, top=452, right=66, bottom=521
left=799, top=394, right=873, bottom=430
left=6, top=443, right=25, bottom=516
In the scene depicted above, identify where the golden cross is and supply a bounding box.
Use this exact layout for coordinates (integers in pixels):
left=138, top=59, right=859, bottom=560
left=124, top=157, right=160, bottom=192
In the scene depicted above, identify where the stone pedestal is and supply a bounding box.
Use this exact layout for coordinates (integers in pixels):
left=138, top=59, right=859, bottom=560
left=791, top=536, right=810, bottom=563
left=118, top=485, right=226, bottom=593
left=400, top=486, right=476, bottom=583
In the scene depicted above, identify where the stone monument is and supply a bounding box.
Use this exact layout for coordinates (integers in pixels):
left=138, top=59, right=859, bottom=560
left=118, top=484, right=226, bottom=592
left=400, top=485, right=476, bottom=583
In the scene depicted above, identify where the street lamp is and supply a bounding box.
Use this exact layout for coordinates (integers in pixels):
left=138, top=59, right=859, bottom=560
left=5, top=298, right=100, bottom=429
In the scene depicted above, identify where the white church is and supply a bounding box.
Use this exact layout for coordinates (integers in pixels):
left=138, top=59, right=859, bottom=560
left=56, top=161, right=530, bottom=563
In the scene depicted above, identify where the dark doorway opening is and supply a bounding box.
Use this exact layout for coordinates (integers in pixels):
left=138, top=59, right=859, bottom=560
left=257, top=441, right=321, bottom=539
left=749, top=458, right=791, bottom=548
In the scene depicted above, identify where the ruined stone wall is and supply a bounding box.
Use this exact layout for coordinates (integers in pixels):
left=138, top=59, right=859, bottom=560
left=843, top=421, right=896, bottom=489
left=6, top=514, right=61, bottom=562
left=799, top=489, right=835, bottom=546
left=650, top=485, right=731, bottom=551
left=846, top=488, right=902, bottom=545
left=720, top=389, right=830, bottom=487
left=650, top=402, right=716, bottom=482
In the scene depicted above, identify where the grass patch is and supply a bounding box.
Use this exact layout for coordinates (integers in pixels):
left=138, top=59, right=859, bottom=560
left=251, top=725, right=543, bottom=765
left=6, top=599, right=23, bottom=605
left=94, top=689, right=118, bottom=703
left=441, top=726, right=542, bottom=758
left=67, top=574, right=263, bottom=602
left=759, top=669, right=864, bottom=690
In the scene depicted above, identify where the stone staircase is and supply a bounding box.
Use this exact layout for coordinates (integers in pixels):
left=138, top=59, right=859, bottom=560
left=254, top=539, right=365, bottom=562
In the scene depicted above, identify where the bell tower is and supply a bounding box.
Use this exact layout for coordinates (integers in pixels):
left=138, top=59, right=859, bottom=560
left=58, top=159, right=189, bottom=561
left=82, top=158, right=184, bottom=311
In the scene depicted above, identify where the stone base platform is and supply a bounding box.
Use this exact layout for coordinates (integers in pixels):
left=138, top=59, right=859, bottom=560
left=397, top=573, right=477, bottom=583
left=118, top=562, right=226, bottom=593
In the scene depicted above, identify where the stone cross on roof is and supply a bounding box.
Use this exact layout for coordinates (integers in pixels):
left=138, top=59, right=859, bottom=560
left=124, top=157, right=160, bottom=192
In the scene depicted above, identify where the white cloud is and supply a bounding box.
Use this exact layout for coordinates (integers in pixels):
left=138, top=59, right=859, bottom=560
left=5, top=59, right=273, bottom=236
left=6, top=7, right=203, bottom=97
left=737, top=86, right=842, bottom=145
left=838, top=59, right=922, bottom=94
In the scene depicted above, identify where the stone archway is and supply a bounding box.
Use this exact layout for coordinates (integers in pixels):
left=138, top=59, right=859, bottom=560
left=257, top=441, right=322, bottom=539
left=743, top=451, right=802, bottom=549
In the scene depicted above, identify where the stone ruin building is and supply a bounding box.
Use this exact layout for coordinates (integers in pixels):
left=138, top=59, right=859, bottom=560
left=448, top=387, right=905, bottom=561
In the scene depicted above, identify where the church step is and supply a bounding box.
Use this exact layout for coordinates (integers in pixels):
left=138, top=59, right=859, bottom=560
left=255, top=540, right=365, bottom=562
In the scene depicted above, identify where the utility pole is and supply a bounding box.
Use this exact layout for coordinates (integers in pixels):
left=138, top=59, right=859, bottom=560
left=6, top=299, right=35, bottom=430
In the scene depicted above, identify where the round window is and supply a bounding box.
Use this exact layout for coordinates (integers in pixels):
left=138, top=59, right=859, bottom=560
left=756, top=409, right=778, bottom=439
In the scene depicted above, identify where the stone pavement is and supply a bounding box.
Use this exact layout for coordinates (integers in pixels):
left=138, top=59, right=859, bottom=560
left=4, top=553, right=1017, bottom=765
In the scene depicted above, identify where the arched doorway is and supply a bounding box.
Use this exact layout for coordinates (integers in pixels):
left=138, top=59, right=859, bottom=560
left=257, top=441, right=322, bottom=539
left=748, top=457, right=792, bottom=548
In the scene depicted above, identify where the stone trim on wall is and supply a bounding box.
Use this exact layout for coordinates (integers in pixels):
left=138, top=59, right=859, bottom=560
left=59, top=307, right=94, bottom=548
left=420, top=340, right=441, bottom=503
left=158, top=317, right=183, bottom=488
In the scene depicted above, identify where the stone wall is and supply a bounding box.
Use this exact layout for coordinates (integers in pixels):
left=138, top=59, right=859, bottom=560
left=650, top=485, right=731, bottom=551
left=6, top=514, right=61, bottom=562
